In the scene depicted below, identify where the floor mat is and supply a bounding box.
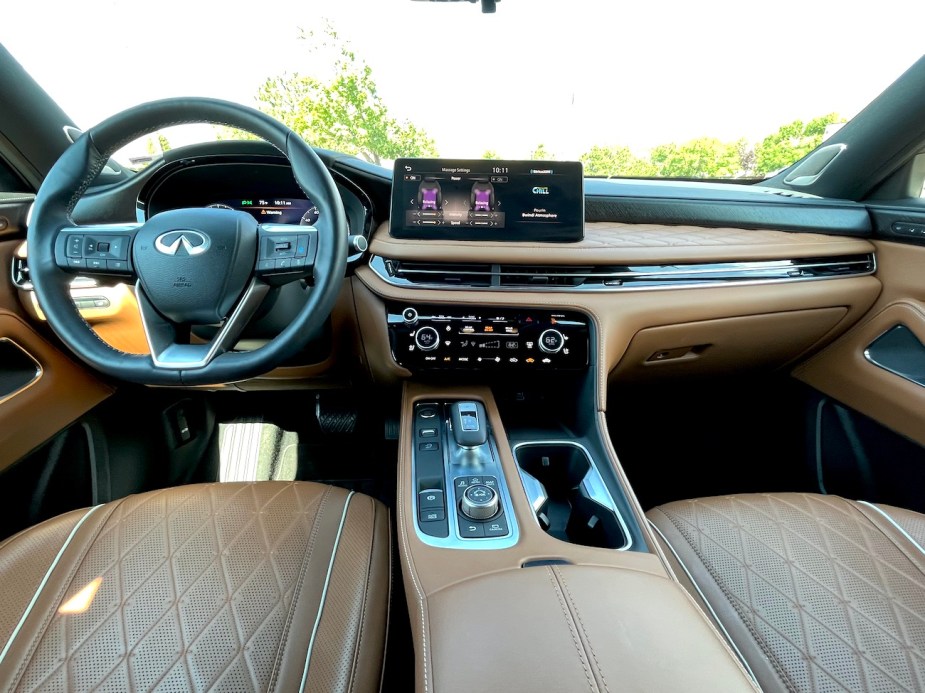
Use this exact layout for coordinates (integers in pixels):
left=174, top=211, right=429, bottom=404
left=218, top=419, right=299, bottom=482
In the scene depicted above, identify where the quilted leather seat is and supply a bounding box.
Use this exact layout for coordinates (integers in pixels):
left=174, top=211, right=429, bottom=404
left=648, top=493, right=925, bottom=693
left=0, top=481, right=390, bottom=692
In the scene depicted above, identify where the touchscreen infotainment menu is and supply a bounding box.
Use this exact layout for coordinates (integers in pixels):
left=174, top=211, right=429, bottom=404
left=389, top=159, right=583, bottom=243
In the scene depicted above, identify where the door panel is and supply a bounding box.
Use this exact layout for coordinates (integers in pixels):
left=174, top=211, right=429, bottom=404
left=0, top=309, right=112, bottom=470
left=0, top=206, right=113, bottom=470
left=794, top=241, right=925, bottom=447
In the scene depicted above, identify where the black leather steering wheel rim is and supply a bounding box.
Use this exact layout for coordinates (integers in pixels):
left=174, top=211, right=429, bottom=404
left=28, top=97, right=348, bottom=386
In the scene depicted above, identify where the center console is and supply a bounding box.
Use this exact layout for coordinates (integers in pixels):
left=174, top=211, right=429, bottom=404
left=396, top=384, right=758, bottom=693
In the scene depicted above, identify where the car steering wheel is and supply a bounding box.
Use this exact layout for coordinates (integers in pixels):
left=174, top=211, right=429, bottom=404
left=28, top=98, right=348, bottom=386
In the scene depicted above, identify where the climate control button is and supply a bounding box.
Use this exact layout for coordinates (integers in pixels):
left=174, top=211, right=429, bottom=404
left=538, top=329, right=565, bottom=354
left=415, top=326, right=440, bottom=351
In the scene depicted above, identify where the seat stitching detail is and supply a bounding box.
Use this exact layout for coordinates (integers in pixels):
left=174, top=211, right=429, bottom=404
left=9, top=499, right=123, bottom=690
left=546, top=567, right=597, bottom=693
left=654, top=506, right=799, bottom=693
left=647, top=519, right=760, bottom=688
left=555, top=568, right=610, bottom=693
left=377, top=508, right=393, bottom=693
left=0, top=504, right=104, bottom=668
left=348, top=496, right=377, bottom=693
left=396, top=433, right=429, bottom=693
left=267, top=485, right=333, bottom=690
left=858, top=501, right=925, bottom=564
left=848, top=501, right=925, bottom=692
left=299, top=490, right=355, bottom=693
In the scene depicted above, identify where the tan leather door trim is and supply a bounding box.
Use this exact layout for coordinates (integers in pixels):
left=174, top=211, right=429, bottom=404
left=0, top=310, right=113, bottom=470
left=794, top=300, right=925, bottom=447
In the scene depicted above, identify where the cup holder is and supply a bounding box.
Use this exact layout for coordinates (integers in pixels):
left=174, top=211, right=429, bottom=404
left=514, top=442, right=628, bottom=550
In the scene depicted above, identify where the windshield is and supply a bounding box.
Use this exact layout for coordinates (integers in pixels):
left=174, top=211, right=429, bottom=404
left=2, top=0, right=921, bottom=178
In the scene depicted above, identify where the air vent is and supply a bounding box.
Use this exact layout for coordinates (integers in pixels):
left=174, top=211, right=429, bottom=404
left=499, top=265, right=593, bottom=287
left=11, top=256, right=30, bottom=289
left=371, top=254, right=875, bottom=292
left=385, top=260, right=492, bottom=287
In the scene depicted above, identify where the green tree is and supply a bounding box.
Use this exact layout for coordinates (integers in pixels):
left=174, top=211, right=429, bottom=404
left=482, top=149, right=499, bottom=159
left=157, top=134, right=171, bottom=152
left=649, top=137, right=743, bottom=178
left=530, top=143, right=554, bottom=160
left=580, top=144, right=657, bottom=178
left=254, top=25, right=437, bottom=164
left=754, top=113, right=843, bottom=175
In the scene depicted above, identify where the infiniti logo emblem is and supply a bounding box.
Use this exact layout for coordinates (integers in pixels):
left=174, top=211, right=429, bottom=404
left=154, top=230, right=211, bottom=257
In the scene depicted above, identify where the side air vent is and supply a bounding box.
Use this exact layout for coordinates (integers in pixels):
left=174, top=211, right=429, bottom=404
left=11, top=256, right=30, bottom=289
left=11, top=255, right=98, bottom=291
left=371, top=254, right=875, bottom=292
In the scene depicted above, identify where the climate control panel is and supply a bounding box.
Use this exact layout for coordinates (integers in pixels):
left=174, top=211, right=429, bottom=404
left=388, top=305, right=590, bottom=371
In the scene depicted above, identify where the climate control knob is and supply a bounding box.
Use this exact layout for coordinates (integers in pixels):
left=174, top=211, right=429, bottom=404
left=538, top=329, right=565, bottom=354
left=414, top=326, right=440, bottom=351
left=459, top=484, right=499, bottom=520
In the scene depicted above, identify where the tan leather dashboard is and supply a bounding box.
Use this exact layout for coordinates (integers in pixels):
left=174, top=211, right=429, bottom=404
left=360, top=223, right=881, bottom=410
left=370, top=220, right=875, bottom=264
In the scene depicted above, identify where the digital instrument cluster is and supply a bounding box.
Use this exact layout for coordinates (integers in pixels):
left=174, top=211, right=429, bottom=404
left=206, top=198, right=319, bottom=226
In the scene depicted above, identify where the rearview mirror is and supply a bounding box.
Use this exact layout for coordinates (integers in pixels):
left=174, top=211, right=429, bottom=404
left=411, top=0, right=499, bottom=13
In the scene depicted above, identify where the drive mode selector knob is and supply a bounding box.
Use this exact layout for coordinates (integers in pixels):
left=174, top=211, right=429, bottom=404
left=538, top=328, right=565, bottom=354
left=414, top=326, right=440, bottom=351
left=460, top=484, right=499, bottom=520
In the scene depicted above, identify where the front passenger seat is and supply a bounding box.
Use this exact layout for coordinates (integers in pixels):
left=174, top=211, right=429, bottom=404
left=0, top=481, right=389, bottom=692
left=649, top=493, right=925, bottom=693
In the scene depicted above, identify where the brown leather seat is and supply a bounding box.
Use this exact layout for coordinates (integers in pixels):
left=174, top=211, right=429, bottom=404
left=0, top=481, right=390, bottom=692
left=648, top=493, right=925, bottom=693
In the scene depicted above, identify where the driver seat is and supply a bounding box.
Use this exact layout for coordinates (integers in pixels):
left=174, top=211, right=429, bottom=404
left=0, top=481, right=390, bottom=692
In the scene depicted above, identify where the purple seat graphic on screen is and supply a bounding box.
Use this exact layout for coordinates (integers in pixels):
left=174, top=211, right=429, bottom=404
left=417, top=180, right=442, bottom=210
left=421, top=188, right=439, bottom=210
left=470, top=181, right=495, bottom=211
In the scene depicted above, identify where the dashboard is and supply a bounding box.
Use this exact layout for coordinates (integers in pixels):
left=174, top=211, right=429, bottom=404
left=28, top=140, right=878, bottom=389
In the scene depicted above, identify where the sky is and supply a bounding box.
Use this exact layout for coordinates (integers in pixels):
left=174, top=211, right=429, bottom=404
left=2, top=0, right=923, bottom=161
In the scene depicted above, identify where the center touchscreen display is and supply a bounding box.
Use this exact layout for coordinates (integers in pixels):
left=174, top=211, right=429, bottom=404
left=390, top=158, right=583, bottom=242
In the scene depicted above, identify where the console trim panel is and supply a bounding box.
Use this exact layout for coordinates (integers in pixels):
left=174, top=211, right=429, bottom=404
left=412, top=401, right=521, bottom=550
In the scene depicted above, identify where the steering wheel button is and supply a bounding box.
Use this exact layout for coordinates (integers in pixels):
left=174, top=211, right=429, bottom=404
left=87, top=258, right=105, bottom=270
left=110, top=236, right=128, bottom=260
left=257, top=260, right=275, bottom=272
left=106, top=260, right=129, bottom=272
left=66, top=235, right=84, bottom=257
left=276, top=258, right=292, bottom=270
left=296, top=235, right=310, bottom=258
left=66, top=257, right=85, bottom=268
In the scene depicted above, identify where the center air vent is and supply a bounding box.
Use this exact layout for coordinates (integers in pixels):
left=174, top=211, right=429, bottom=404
left=384, top=260, right=492, bottom=287
left=372, top=254, right=875, bottom=292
